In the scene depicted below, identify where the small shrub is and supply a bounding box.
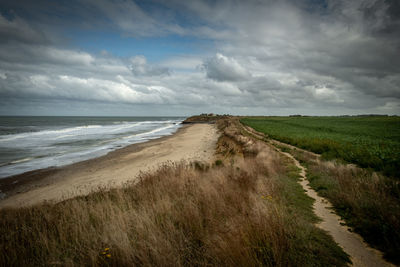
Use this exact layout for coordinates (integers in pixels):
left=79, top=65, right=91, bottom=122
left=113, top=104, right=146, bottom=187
left=215, top=159, right=223, bottom=166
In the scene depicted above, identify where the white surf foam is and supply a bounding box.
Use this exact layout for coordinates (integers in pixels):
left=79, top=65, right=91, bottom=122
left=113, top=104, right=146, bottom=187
left=0, top=119, right=183, bottom=178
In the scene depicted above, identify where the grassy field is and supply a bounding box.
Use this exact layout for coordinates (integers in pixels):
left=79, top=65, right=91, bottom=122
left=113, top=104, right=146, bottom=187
left=240, top=116, right=400, bottom=178
left=0, top=119, right=349, bottom=266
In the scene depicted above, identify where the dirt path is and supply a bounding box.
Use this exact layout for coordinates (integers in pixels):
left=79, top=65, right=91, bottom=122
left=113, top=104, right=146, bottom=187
left=242, top=125, right=393, bottom=267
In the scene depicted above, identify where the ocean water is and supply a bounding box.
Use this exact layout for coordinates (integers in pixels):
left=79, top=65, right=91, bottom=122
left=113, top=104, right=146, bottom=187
left=0, top=116, right=185, bottom=178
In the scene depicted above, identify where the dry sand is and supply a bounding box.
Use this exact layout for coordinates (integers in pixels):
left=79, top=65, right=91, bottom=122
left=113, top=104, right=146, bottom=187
left=0, top=123, right=218, bottom=208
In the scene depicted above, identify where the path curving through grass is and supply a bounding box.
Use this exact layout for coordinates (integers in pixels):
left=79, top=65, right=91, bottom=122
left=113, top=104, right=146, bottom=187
left=279, top=150, right=392, bottom=267
left=242, top=125, right=394, bottom=267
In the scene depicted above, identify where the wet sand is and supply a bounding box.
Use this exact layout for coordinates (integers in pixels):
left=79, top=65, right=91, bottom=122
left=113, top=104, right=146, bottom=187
left=0, top=123, right=218, bottom=208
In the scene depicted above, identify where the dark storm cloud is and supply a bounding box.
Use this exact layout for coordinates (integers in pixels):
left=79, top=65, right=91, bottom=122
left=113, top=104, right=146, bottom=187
left=0, top=15, right=48, bottom=45
left=0, top=0, right=399, bottom=115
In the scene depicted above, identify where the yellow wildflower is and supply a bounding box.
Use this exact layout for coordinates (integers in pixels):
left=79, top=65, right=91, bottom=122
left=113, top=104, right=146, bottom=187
left=261, top=195, right=273, bottom=200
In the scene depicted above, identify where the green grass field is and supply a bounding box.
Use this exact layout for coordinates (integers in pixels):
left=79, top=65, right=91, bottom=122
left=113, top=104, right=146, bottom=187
left=240, top=116, right=400, bottom=178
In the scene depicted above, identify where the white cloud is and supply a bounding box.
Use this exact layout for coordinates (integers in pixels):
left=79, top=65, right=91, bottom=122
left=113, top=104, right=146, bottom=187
left=159, top=56, right=203, bottom=71
left=306, top=85, right=344, bottom=103
left=129, top=56, right=170, bottom=76
left=203, top=53, right=251, bottom=82
left=44, top=48, right=94, bottom=66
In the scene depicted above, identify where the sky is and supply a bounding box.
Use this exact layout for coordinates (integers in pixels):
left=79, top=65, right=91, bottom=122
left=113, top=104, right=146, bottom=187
left=0, top=0, right=399, bottom=116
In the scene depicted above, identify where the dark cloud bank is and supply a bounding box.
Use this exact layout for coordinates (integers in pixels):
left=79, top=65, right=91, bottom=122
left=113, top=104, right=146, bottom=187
left=0, top=0, right=399, bottom=116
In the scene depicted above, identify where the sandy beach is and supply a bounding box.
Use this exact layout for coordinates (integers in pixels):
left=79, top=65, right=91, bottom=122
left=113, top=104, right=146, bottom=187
left=0, top=123, right=218, bottom=208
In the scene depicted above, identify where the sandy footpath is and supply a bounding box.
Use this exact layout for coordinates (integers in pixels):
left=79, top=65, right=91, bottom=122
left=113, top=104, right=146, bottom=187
left=0, top=123, right=218, bottom=208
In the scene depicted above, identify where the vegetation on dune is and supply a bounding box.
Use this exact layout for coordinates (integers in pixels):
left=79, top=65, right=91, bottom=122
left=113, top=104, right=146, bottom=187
left=0, top=118, right=349, bottom=266
left=182, top=113, right=230, bottom=124
left=240, top=116, right=400, bottom=178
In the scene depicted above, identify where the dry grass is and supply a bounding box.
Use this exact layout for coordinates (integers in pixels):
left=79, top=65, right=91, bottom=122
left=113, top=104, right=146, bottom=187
left=0, top=118, right=349, bottom=266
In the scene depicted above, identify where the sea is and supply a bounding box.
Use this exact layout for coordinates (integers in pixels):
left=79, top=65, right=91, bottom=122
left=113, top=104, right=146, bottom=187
left=0, top=116, right=185, bottom=178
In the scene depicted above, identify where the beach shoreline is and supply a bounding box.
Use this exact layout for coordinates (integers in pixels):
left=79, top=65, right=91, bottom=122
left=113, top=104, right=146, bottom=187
left=0, top=123, right=218, bottom=208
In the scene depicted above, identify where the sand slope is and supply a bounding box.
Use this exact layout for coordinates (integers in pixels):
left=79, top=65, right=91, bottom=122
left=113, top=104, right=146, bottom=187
left=0, top=124, right=218, bottom=208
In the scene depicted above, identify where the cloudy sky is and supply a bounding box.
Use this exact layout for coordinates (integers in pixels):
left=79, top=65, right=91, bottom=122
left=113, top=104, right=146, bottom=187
left=0, top=0, right=399, bottom=116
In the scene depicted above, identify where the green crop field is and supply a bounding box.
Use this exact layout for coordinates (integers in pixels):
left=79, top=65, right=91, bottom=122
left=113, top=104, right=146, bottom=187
left=240, top=116, right=400, bottom=178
